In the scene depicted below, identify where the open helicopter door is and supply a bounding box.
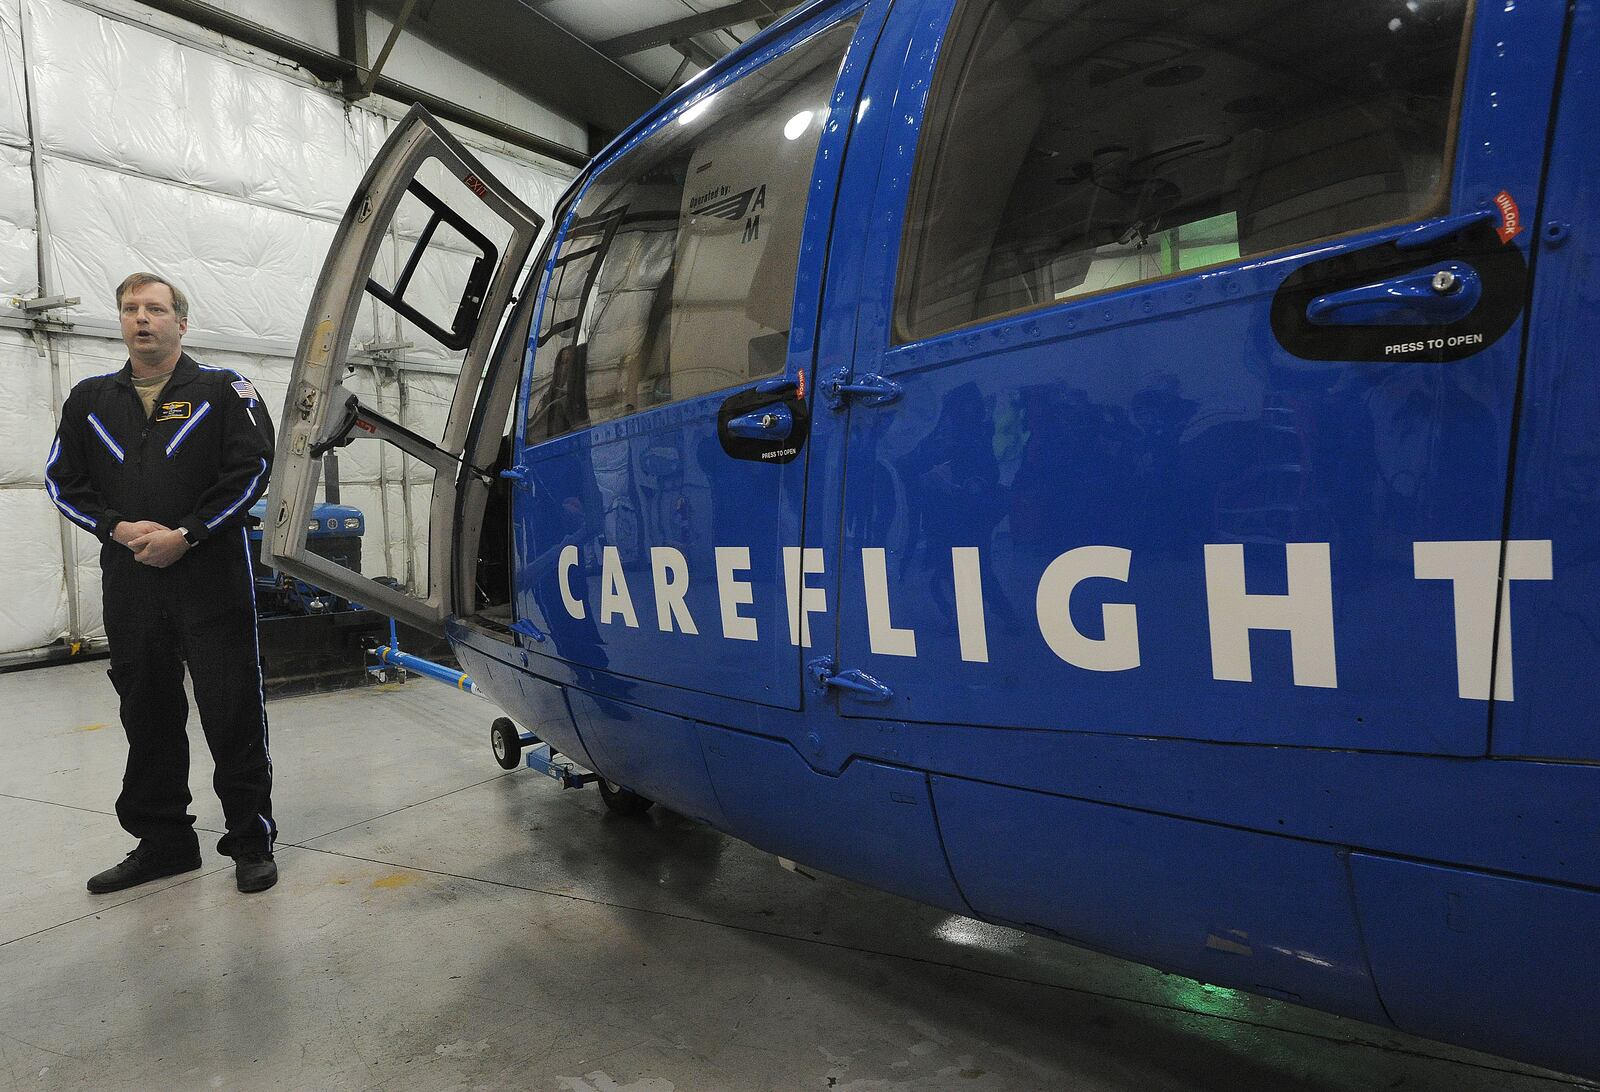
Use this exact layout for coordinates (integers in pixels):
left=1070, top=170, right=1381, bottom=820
left=262, top=105, right=542, bottom=636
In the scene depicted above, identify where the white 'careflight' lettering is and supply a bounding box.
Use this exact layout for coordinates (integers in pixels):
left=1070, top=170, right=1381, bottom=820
left=600, top=545, right=639, bottom=628
left=952, top=546, right=989, bottom=663
left=651, top=546, right=698, bottom=634
left=716, top=546, right=758, bottom=641
left=1204, top=542, right=1337, bottom=688
left=862, top=548, right=917, bottom=657
left=548, top=538, right=1551, bottom=704
left=1414, top=539, right=1552, bottom=700
left=559, top=544, right=584, bottom=620
left=783, top=547, right=827, bottom=648
left=1036, top=546, right=1140, bottom=672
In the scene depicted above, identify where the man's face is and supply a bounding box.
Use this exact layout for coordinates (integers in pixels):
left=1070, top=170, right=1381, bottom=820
left=119, top=282, right=186, bottom=367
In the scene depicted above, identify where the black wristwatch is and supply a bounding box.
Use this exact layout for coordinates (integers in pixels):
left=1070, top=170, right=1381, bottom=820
left=178, top=526, right=201, bottom=546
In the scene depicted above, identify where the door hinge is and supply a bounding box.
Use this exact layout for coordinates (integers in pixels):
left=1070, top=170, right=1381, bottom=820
left=821, top=369, right=902, bottom=411
left=808, top=656, right=894, bottom=701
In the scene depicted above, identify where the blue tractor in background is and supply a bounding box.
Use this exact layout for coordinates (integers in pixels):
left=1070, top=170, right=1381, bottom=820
left=246, top=454, right=443, bottom=696
left=247, top=499, right=365, bottom=615
left=246, top=453, right=369, bottom=617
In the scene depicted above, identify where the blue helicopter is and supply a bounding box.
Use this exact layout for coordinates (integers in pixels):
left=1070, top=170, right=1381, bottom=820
left=262, top=0, right=1600, bottom=1078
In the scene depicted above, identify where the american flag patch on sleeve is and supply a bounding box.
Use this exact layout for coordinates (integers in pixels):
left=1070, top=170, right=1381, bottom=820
left=231, top=379, right=258, bottom=402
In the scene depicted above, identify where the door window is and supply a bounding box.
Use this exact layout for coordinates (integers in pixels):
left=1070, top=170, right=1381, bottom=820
left=897, top=0, right=1471, bottom=341
left=527, top=15, right=862, bottom=442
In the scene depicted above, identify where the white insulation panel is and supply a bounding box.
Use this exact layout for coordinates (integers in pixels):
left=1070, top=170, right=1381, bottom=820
left=0, top=327, right=51, bottom=485
left=398, top=370, right=457, bottom=448
left=40, top=156, right=340, bottom=343
left=56, top=329, right=129, bottom=392
left=0, top=0, right=25, bottom=146
left=0, top=487, right=68, bottom=653
left=73, top=545, right=101, bottom=640
left=0, top=142, right=36, bottom=298
left=26, top=0, right=377, bottom=216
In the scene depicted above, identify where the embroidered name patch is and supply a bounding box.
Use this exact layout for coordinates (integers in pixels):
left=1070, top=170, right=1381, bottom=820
left=154, top=401, right=192, bottom=422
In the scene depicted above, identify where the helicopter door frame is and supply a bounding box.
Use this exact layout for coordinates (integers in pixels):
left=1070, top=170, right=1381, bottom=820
left=262, top=104, right=543, bottom=635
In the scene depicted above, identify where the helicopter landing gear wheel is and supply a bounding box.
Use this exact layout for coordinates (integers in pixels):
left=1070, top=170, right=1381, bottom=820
left=490, top=717, right=522, bottom=770
left=598, top=778, right=653, bottom=816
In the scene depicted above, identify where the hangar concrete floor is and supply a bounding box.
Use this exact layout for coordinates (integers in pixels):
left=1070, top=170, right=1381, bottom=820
left=0, top=661, right=1589, bottom=1092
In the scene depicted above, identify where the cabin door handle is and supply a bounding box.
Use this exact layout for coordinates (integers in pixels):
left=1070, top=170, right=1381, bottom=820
left=726, top=404, right=794, bottom=440
left=1306, top=262, right=1481, bottom=327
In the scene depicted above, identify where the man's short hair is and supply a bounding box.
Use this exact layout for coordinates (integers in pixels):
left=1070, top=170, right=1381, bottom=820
left=115, top=272, right=189, bottom=321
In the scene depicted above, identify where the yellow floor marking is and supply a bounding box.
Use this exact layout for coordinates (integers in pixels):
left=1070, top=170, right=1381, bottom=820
left=370, top=872, right=420, bottom=889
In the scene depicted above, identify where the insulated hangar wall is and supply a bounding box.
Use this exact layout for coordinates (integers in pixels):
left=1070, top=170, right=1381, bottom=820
left=0, top=0, right=577, bottom=658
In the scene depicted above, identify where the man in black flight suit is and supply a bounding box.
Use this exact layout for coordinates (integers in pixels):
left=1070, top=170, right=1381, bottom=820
left=45, top=272, right=279, bottom=894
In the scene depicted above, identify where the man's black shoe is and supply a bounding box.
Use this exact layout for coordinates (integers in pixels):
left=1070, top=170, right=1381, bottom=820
left=234, top=853, right=277, bottom=893
left=86, top=845, right=202, bottom=894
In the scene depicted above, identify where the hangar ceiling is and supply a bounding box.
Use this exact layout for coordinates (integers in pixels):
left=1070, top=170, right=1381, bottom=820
left=131, top=0, right=801, bottom=166
left=364, top=0, right=803, bottom=149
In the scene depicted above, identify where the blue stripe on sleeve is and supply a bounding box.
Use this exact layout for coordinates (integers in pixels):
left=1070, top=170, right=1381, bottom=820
left=44, top=438, right=97, bottom=530
left=205, top=457, right=268, bottom=530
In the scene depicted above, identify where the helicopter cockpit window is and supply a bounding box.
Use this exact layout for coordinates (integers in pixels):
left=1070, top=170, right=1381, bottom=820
left=896, top=0, right=1470, bottom=342
left=526, top=15, right=861, bottom=442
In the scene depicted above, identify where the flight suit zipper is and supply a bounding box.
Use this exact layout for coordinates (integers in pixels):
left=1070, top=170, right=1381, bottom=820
left=129, top=381, right=153, bottom=517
